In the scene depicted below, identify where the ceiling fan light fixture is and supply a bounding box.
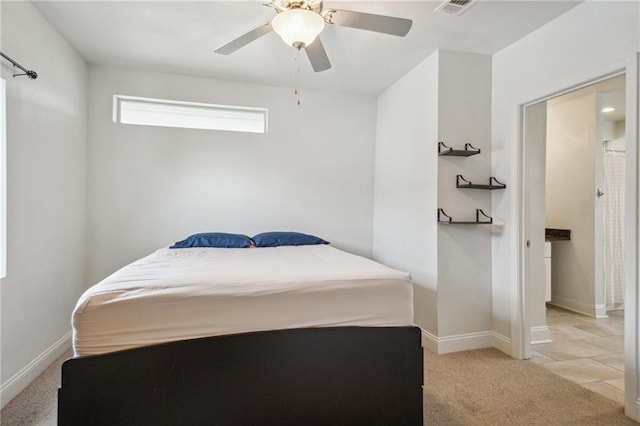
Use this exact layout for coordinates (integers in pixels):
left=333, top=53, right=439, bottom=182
left=272, top=9, right=325, bottom=47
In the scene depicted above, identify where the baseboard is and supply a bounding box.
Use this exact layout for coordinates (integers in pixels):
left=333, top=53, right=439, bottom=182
left=420, top=328, right=495, bottom=354
left=549, top=295, right=598, bottom=317
left=492, top=332, right=512, bottom=356
left=530, top=325, right=552, bottom=344
left=420, top=328, right=438, bottom=354
left=0, top=330, right=72, bottom=409
left=595, top=304, right=608, bottom=319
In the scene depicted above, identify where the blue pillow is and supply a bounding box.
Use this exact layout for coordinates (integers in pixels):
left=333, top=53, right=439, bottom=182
left=252, top=232, right=328, bottom=247
left=170, top=233, right=253, bottom=249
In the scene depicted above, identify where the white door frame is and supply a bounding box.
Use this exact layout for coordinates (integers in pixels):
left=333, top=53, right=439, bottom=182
left=623, top=53, right=639, bottom=420
left=515, top=54, right=639, bottom=420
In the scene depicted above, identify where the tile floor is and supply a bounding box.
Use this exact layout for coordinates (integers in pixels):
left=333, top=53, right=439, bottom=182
left=530, top=305, right=625, bottom=404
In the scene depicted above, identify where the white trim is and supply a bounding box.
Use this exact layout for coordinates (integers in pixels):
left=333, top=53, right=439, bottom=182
left=595, top=304, right=608, bottom=319
left=547, top=297, right=607, bottom=318
left=435, top=331, right=494, bottom=354
left=512, top=103, right=527, bottom=360
left=493, top=332, right=512, bottom=356
left=548, top=296, right=599, bottom=318
left=420, top=328, right=438, bottom=354
left=0, top=78, right=6, bottom=279
left=530, top=326, right=552, bottom=345
left=420, top=328, right=496, bottom=354
left=0, top=331, right=72, bottom=408
left=624, top=52, right=640, bottom=422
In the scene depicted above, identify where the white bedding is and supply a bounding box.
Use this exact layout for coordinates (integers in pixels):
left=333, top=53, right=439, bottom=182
left=72, top=245, right=413, bottom=356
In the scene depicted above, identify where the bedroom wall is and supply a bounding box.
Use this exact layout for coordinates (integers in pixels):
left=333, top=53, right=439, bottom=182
left=0, top=1, right=88, bottom=406
left=373, top=51, right=439, bottom=334
left=436, top=50, right=493, bottom=344
left=491, top=1, right=639, bottom=351
left=87, top=65, right=377, bottom=284
left=373, top=50, right=493, bottom=350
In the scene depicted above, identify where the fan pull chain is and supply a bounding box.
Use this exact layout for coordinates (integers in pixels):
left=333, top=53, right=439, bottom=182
left=295, top=45, right=301, bottom=106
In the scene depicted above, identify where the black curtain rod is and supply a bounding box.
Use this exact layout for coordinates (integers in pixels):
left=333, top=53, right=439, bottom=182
left=0, top=51, right=38, bottom=80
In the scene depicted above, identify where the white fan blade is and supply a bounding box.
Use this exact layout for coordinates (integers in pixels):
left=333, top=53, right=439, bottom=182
left=326, top=9, right=412, bottom=37
left=304, top=37, right=331, bottom=72
left=215, top=23, right=273, bottom=55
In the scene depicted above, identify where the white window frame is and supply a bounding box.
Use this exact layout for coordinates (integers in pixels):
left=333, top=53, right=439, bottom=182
left=113, top=95, right=268, bottom=134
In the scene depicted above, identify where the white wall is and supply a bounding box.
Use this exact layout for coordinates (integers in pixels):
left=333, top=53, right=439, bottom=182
left=373, top=50, right=493, bottom=350
left=616, top=120, right=626, bottom=139
left=491, top=1, right=639, bottom=348
left=87, top=65, right=377, bottom=284
left=605, top=119, right=626, bottom=151
left=546, top=94, right=599, bottom=316
left=373, top=51, right=439, bottom=333
left=603, top=120, right=616, bottom=141
left=0, top=1, right=88, bottom=405
left=436, top=51, right=493, bottom=340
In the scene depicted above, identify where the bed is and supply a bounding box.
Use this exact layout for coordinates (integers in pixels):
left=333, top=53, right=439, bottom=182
left=58, top=242, right=423, bottom=425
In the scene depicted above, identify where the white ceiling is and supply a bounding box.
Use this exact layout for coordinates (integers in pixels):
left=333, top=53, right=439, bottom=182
left=549, top=74, right=626, bottom=122
left=33, top=0, right=582, bottom=95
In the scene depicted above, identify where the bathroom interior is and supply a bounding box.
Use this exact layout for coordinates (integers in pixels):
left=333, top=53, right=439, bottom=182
left=530, top=74, right=626, bottom=404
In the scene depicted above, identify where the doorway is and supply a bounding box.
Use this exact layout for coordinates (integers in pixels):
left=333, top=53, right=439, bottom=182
left=521, top=73, right=628, bottom=404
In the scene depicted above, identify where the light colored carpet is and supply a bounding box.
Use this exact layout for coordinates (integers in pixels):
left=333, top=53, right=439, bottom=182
left=0, top=347, right=637, bottom=425
left=424, top=348, right=637, bottom=425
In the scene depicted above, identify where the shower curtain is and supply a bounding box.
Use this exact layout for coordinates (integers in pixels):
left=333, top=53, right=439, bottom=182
left=603, top=149, right=625, bottom=309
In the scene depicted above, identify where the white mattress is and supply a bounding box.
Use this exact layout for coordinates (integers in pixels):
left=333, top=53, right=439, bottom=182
left=72, top=245, right=413, bottom=356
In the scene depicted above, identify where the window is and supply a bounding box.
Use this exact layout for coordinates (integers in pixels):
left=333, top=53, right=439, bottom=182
left=113, top=95, right=268, bottom=134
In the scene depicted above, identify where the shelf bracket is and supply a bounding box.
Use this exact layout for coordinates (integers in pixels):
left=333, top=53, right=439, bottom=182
left=476, top=209, right=493, bottom=224
left=464, top=143, right=480, bottom=153
left=437, top=208, right=452, bottom=223
left=438, top=141, right=453, bottom=155
left=456, top=174, right=471, bottom=186
left=489, top=176, right=506, bottom=188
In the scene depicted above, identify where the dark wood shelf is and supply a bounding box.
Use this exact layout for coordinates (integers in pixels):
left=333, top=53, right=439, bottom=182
left=438, top=142, right=480, bottom=157
left=456, top=175, right=506, bottom=190
left=545, top=228, right=571, bottom=241
left=437, top=208, right=493, bottom=224
left=438, top=144, right=499, bottom=227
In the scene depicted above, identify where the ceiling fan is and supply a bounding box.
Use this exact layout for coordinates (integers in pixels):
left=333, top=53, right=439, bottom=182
left=215, top=0, right=413, bottom=72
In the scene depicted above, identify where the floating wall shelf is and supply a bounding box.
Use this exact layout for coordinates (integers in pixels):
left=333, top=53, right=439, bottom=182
left=438, top=141, right=481, bottom=157
left=437, top=208, right=493, bottom=224
left=456, top=175, right=507, bottom=190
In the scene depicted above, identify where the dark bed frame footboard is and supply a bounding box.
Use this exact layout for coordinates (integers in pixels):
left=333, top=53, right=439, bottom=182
left=58, top=326, right=423, bottom=425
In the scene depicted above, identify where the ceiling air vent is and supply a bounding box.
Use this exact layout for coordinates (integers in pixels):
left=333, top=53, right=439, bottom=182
left=435, top=0, right=477, bottom=15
